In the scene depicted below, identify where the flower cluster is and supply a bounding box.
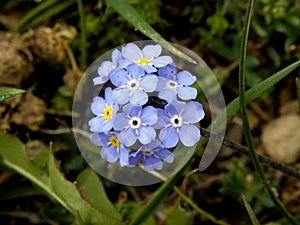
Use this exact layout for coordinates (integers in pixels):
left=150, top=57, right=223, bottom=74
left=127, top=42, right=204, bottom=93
left=89, top=43, right=205, bottom=171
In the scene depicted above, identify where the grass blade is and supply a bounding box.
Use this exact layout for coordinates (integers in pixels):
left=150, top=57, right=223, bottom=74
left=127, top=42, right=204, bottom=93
left=238, top=0, right=297, bottom=224
left=242, top=194, right=260, bottom=225
left=0, top=88, right=25, bottom=101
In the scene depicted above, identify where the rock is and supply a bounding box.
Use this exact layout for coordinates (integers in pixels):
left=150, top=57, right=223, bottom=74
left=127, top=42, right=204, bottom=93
left=261, top=113, right=300, bottom=164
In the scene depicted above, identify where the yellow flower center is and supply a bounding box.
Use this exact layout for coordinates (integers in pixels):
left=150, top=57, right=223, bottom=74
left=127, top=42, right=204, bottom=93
left=109, top=136, right=120, bottom=147
left=136, top=57, right=150, bottom=65
left=103, top=107, right=113, bottom=120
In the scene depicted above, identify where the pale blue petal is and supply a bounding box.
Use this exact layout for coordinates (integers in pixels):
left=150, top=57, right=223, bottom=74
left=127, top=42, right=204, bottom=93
left=112, top=88, right=130, bottom=104
left=104, top=87, right=114, bottom=104
left=110, top=69, right=128, bottom=87
left=179, top=124, right=200, bottom=146
left=127, top=63, right=144, bottom=79
left=97, top=61, right=114, bottom=77
left=177, top=71, right=196, bottom=85
left=111, top=49, right=122, bottom=65
left=177, top=86, right=197, bottom=100
left=118, top=59, right=132, bottom=68
left=140, top=75, right=158, bottom=92
left=170, top=100, right=186, bottom=113
left=100, top=146, right=118, bottom=163
left=158, top=88, right=177, bottom=102
left=156, top=77, right=167, bottom=91
left=119, top=128, right=137, bottom=147
left=122, top=43, right=142, bottom=60
left=101, top=120, right=113, bottom=133
left=158, top=63, right=177, bottom=79
left=155, top=149, right=174, bottom=163
left=122, top=103, right=133, bottom=115
left=138, top=126, right=156, bottom=144
left=119, top=146, right=129, bottom=166
left=130, top=90, right=148, bottom=105
left=181, top=102, right=205, bottom=123
left=88, top=117, right=105, bottom=132
left=143, top=156, right=162, bottom=170
left=128, top=151, right=142, bottom=166
left=90, top=132, right=103, bottom=146
left=156, top=109, right=169, bottom=124
left=142, top=44, right=161, bottom=58
left=145, top=139, right=161, bottom=149
left=113, top=113, right=129, bottom=130
left=164, top=102, right=179, bottom=116
left=159, top=127, right=179, bottom=148
left=143, top=65, right=157, bottom=73
left=129, top=105, right=142, bottom=117
left=152, top=56, right=173, bottom=68
left=141, top=106, right=158, bottom=125
left=91, top=96, right=105, bottom=115
left=93, top=76, right=109, bottom=85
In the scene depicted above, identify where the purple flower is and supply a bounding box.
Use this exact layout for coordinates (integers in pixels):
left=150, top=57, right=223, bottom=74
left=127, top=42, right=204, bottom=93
left=88, top=87, right=119, bottom=133
left=113, top=105, right=158, bottom=146
left=120, top=43, right=173, bottom=73
left=157, top=69, right=197, bottom=102
left=90, top=131, right=129, bottom=166
left=93, top=49, right=122, bottom=85
left=158, top=100, right=205, bottom=148
left=128, top=140, right=174, bottom=171
left=110, top=63, right=158, bottom=105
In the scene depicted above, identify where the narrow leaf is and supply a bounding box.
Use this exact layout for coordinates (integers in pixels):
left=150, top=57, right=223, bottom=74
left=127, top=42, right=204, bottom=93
left=0, top=88, right=25, bottom=101
left=104, top=0, right=196, bottom=64
left=242, top=194, right=260, bottom=225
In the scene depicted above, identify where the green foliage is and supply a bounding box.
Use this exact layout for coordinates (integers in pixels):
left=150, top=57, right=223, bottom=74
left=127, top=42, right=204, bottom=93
left=164, top=207, right=194, bottom=225
left=0, top=88, right=25, bottom=101
left=220, top=158, right=276, bottom=214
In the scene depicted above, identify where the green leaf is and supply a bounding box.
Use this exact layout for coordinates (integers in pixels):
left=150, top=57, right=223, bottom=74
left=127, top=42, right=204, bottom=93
left=76, top=168, right=121, bottom=219
left=104, top=0, right=196, bottom=64
left=0, top=133, right=125, bottom=225
left=0, top=88, right=25, bottom=101
left=242, top=194, right=260, bottom=225
left=164, top=207, right=193, bottom=225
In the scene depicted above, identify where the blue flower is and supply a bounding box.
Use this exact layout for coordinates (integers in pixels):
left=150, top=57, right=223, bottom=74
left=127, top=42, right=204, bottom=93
left=90, top=131, right=129, bottom=166
left=93, top=49, right=122, bottom=85
left=120, top=43, right=173, bottom=73
left=157, top=68, right=197, bottom=102
left=128, top=140, right=174, bottom=171
left=110, top=63, right=158, bottom=105
left=158, top=100, right=205, bottom=148
left=113, top=105, right=158, bottom=146
left=88, top=87, right=119, bottom=133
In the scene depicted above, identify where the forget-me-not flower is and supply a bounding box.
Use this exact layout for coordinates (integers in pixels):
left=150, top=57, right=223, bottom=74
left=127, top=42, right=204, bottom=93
left=93, top=49, right=122, bottom=85
left=88, top=87, right=119, bottom=133
left=90, top=131, right=129, bottom=166
left=110, top=63, right=158, bottom=105
left=113, top=105, right=158, bottom=146
left=157, top=69, right=197, bottom=102
left=120, top=43, right=173, bottom=73
left=158, top=100, right=205, bottom=148
left=128, top=140, right=174, bottom=171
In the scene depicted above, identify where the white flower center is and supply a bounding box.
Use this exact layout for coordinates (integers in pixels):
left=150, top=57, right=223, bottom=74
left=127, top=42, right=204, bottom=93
left=167, top=80, right=178, bottom=89
left=127, top=79, right=140, bottom=91
left=170, top=115, right=183, bottom=128
left=129, top=116, right=142, bottom=129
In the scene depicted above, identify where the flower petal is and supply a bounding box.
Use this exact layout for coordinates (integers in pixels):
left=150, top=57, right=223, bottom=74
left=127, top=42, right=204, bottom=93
left=111, top=49, right=122, bottom=65
left=158, top=63, right=177, bottom=79
left=177, top=86, right=197, bottom=100
left=90, top=132, right=103, bottom=146
left=181, top=102, right=205, bottom=123
left=155, top=149, right=174, bottom=163
left=137, top=126, right=156, bottom=144
left=91, top=96, right=106, bottom=115
left=179, top=124, right=200, bottom=146
left=143, top=156, right=162, bottom=170
left=142, top=44, right=161, bottom=58
left=122, top=43, right=142, bottom=60
left=177, top=71, right=196, bottom=85
left=113, top=113, right=129, bottom=130
left=143, top=65, right=157, bottom=73
left=100, top=145, right=118, bottom=163
left=140, top=75, right=158, bottom=92
left=127, top=63, right=145, bottom=79
left=152, top=56, right=173, bottom=68
left=130, top=89, right=148, bottom=105
left=159, top=127, right=178, bottom=148
left=97, top=61, right=114, bottom=77
left=119, top=128, right=137, bottom=147
left=112, top=88, right=130, bottom=104
left=110, top=69, right=128, bottom=87
left=88, top=117, right=105, bottom=132
left=128, top=151, right=143, bottom=166
left=141, top=106, right=158, bottom=125
left=119, top=146, right=129, bottom=166
left=158, top=88, right=177, bottom=102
